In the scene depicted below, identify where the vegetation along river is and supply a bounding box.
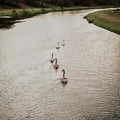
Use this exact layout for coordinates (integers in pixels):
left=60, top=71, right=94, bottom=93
left=0, top=9, right=120, bottom=120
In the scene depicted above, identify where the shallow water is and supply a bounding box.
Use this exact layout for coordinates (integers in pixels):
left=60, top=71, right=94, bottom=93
left=0, top=9, right=120, bottom=120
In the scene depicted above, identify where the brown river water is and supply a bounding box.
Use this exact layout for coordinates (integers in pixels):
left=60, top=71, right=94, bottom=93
left=0, top=9, right=120, bottom=120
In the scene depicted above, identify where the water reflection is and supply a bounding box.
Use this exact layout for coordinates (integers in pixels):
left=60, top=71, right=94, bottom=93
left=0, top=18, right=23, bottom=29
left=0, top=13, right=37, bottom=29
left=0, top=18, right=15, bottom=29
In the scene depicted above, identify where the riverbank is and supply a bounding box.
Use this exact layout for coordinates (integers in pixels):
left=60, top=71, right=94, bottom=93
left=0, top=6, right=114, bottom=18
left=0, top=6, right=115, bottom=29
left=84, top=9, right=120, bottom=34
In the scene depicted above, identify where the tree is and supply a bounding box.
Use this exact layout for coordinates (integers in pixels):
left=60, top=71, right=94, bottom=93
left=110, top=0, right=120, bottom=10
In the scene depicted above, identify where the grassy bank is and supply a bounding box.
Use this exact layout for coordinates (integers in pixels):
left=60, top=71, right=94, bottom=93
left=0, top=6, right=114, bottom=18
left=84, top=10, right=120, bottom=34
left=0, top=6, right=115, bottom=29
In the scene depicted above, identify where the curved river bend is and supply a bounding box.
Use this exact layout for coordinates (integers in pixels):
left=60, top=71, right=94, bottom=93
left=0, top=9, right=120, bottom=120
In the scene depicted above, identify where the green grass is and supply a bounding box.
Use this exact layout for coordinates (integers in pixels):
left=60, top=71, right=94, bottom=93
left=0, top=9, right=41, bottom=16
left=0, top=6, right=114, bottom=17
left=84, top=10, right=120, bottom=34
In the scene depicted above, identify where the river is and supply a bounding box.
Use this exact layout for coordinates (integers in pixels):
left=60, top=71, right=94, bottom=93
left=0, top=9, right=120, bottom=120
